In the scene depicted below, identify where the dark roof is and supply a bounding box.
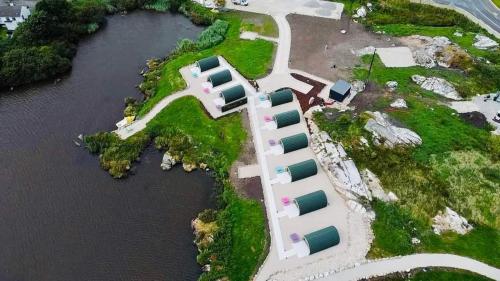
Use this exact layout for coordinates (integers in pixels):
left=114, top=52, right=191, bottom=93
left=273, top=110, right=300, bottom=129
left=294, top=190, right=328, bottom=216
left=269, top=88, right=293, bottom=107
left=330, top=80, right=351, bottom=95
left=221, top=84, right=245, bottom=104
left=280, top=133, right=308, bottom=154
left=207, top=69, right=232, bottom=87
left=0, top=6, right=21, bottom=17
left=287, top=159, right=317, bottom=182
left=304, top=226, right=340, bottom=255
left=197, top=56, right=219, bottom=72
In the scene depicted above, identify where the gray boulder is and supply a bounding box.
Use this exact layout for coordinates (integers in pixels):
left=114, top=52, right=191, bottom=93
left=364, top=111, right=422, bottom=147
left=473, top=34, right=499, bottom=50
left=160, top=152, right=176, bottom=170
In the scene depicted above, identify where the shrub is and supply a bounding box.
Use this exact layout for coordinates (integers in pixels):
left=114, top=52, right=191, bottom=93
left=198, top=209, right=218, bottom=223
left=179, top=1, right=216, bottom=26
left=196, top=19, right=229, bottom=49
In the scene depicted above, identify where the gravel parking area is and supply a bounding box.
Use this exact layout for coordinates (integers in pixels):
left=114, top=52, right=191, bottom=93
left=288, top=14, right=395, bottom=81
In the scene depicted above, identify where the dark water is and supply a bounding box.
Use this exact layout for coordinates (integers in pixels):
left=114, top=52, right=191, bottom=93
left=0, top=11, right=212, bottom=281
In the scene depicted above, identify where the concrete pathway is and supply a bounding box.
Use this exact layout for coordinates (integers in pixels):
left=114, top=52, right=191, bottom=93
left=319, top=254, right=500, bottom=281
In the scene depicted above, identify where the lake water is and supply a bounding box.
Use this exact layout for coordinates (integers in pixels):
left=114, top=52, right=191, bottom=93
left=0, top=11, right=213, bottom=281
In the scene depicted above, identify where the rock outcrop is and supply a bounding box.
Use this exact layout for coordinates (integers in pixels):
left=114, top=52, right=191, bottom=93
left=160, top=152, right=176, bottom=170
left=390, top=98, right=407, bottom=109
left=432, top=207, right=473, bottom=235
left=473, top=34, right=499, bottom=50
left=411, top=75, right=461, bottom=100
left=386, top=81, right=398, bottom=92
left=183, top=163, right=197, bottom=172
left=364, top=111, right=422, bottom=147
left=360, top=169, right=398, bottom=202
left=402, top=35, right=470, bottom=68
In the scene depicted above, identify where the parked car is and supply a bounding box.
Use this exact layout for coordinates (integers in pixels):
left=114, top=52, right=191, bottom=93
left=493, top=111, right=500, bottom=123
left=232, top=0, right=248, bottom=5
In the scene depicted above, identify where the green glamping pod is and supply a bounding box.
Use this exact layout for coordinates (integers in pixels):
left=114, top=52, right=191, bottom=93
left=269, top=89, right=293, bottom=107
left=273, top=110, right=300, bottom=128
left=197, top=56, right=220, bottom=72
left=280, top=133, right=308, bottom=154
left=287, top=159, right=317, bottom=182
left=221, top=84, right=245, bottom=104
left=208, top=69, right=232, bottom=87
left=294, top=190, right=328, bottom=216
left=304, top=226, right=340, bottom=255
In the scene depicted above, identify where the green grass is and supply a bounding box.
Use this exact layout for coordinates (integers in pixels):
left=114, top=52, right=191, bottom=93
left=370, top=200, right=500, bottom=267
left=492, top=0, right=500, bottom=9
left=374, top=268, right=494, bottom=281
left=137, top=11, right=275, bottom=116
left=225, top=190, right=267, bottom=281
left=238, top=11, right=279, bottom=37
left=373, top=24, right=500, bottom=60
left=147, top=96, right=246, bottom=171
left=0, top=27, right=7, bottom=40
left=354, top=55, right=494, bottom=99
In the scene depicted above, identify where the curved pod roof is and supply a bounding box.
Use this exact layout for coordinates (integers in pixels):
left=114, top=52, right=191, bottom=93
left=221, top=84, right=245, bottom=104
left=197, top=56, right=220, bottom=72
left=280, top=133, right=308, bottom=154
left=304, top=226, right=340, bottom=255
left=208, top=69, right=232, bottom=87
left=273, top=110, right=300, bottom=129
left=294, top=190, right=328, bottom=216
left=287, top=159, right=317, bottom=182
left=269, top=89, right=293, bottom=107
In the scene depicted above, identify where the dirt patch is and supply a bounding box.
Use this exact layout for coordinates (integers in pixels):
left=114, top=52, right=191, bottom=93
left=288, top=14, right=395, bottom=81
left=229, top=109, right=264, bottom=202
left=350, top=82, right=395, bottom=113
left=459, top=111, right=489, bottom=129
left=290, top=72, right=326, bottom=112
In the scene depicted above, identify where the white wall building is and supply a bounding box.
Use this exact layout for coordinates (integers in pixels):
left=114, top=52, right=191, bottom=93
left=0, top=5, right=31, bottom=35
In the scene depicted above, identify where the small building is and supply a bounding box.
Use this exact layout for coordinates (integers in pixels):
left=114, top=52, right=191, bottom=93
left=304, top=226, right=340, bottom=255
left=329, top=80, right=351, bottom=102
left=197, top=56, right=219, bottom=72
left=0, top=5, right=31, bottom=35
left=280, top=133, right=308, bottom=154
left=273, top=110, right=300, bottom=129
left=207, top=69, right=232, bottom=87
left=294, top=190, right=328, bottom=216
left=220, top=84, right=245, bottom=104
left=287, top=159, right=317, bottom=182
left=269, top=88, right=293, bottom=107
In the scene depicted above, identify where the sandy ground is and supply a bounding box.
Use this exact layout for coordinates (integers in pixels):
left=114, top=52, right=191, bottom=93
left=288, top=14, right=396, bottom=81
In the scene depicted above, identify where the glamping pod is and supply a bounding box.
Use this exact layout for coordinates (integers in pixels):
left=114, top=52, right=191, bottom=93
left=280, top=133, right=308, bottom=153
left=329, top=80, right=351, bottom=102
left=208, top=69, right=232, bottom=87
left=294, top=190, right=328, bottom=216
left=197, top=56, right=220, bottom=72
left=273, top=110, right=300, bottom=129
left=304, top=226, right=340, bottom=255
left=269, top=89, right=293, bottom=107
left=287, top=159, right=317, bottom=182
left=221, top=84, right=245, bottom=104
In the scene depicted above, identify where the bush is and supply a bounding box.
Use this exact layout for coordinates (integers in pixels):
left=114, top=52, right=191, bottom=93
left=179, top=1, right=216, bottom=25
left=198, top=209, right=218, bottom=223
left=0, top=45, right=71, bottom=87
left=196, top=19, right=229, bottom=49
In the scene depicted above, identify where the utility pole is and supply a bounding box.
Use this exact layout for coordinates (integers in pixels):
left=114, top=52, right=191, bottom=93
left=366, top=48, right=376, bottom=84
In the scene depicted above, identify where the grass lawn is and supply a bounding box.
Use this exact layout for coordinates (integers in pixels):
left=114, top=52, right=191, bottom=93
left=138, top=11, right=275, bottom=116
left=146, top=96, right=246, bottom=171
left=354, top=55, right=494, bottom=99
left=225, top=190, right=267, bottom=281
left=492, top=0, right=500, bottom=9
left=0, top=27, right=7, bottom=40
left=238, top=11, right=278, bottom=37
left=372, top=24, right=500, bottom=60
left=374, top=268, right=494, bottom=281
left=370, top=200, right=500, bottom=268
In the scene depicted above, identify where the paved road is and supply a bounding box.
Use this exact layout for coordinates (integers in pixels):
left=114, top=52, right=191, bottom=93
left=432, top=0, right=500, bottom=34
left=320, top=253, right=500, bottom=281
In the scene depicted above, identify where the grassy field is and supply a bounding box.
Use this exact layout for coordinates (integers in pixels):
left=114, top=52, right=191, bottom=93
left=492, top=0, right=500, bottom=8
left=0, top=27, right=7, bottom=40
left=238, top=11, right=279, bottom=37
left=373, top=268, right=494, bottom=281
left=354, top=54, right=496, bottom=99
left=137, top=11, right=275, bottom=116
left=147, top=96, right=246, bottom=171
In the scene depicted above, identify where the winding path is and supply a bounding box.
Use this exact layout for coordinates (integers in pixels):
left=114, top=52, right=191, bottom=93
left=318, top=254, right=500, bottom=281
left=112, top=1, right=500, bottom=279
